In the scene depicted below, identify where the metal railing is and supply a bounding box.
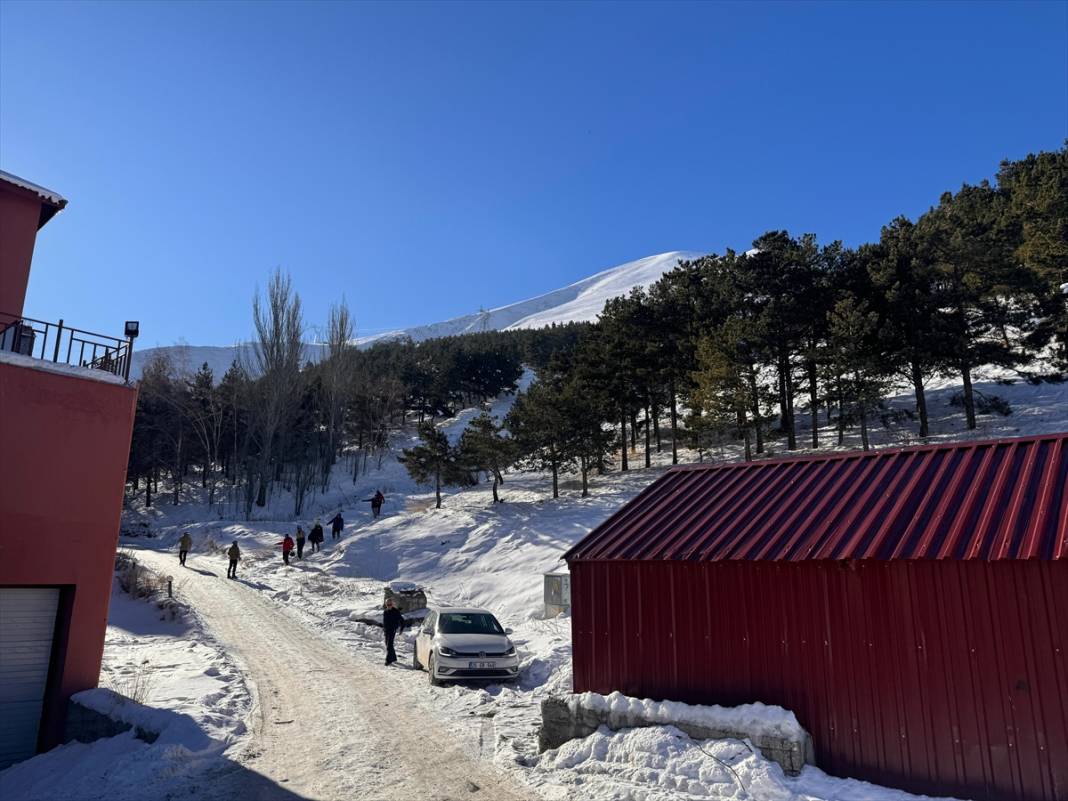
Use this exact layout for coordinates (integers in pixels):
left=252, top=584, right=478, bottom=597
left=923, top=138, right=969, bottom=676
left=0, top=312, right=133, bottom=381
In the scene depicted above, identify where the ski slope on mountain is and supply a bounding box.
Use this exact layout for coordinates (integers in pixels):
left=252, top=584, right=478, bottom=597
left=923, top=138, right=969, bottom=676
left=130, top=251, right=700, bottom=379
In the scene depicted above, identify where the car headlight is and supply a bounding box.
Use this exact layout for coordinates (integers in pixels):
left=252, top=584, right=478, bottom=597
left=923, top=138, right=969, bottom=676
left=438, top=646, right=457, bottom=657
left=504, top=643, right=516, bottom=656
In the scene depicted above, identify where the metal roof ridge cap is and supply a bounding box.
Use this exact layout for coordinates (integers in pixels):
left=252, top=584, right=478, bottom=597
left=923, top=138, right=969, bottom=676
left=663, top=432, right=1068, bottom=474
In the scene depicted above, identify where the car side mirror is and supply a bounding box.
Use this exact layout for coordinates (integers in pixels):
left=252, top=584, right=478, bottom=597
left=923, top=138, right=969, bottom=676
left=504, top=627, right=513, bottom=635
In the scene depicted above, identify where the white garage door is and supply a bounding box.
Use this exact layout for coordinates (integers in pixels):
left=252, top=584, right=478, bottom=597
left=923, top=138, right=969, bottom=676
left=0, top=588, right=60, bottom=769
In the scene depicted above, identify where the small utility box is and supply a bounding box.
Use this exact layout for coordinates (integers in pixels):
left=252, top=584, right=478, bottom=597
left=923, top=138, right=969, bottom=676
left=543, top=572, right=571, bottom=617
left=384, top=581, right=427, bottom=614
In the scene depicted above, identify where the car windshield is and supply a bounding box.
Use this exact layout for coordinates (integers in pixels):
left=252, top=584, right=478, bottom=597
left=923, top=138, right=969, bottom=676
left=438, top=612, right=504, bottom=635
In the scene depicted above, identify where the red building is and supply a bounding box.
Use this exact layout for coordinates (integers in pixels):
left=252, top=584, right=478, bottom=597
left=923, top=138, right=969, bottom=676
left=0, top=171, right=138, bottom=768
left=566, top=433, right=1068, bottom=801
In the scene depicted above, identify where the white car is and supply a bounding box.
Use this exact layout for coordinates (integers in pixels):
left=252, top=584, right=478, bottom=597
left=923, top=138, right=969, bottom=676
left=412, top=606, right=520, bottom=685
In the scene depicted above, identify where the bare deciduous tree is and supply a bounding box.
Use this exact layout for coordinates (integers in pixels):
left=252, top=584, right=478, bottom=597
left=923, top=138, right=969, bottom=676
left=244, top=269, right=304, bottom=516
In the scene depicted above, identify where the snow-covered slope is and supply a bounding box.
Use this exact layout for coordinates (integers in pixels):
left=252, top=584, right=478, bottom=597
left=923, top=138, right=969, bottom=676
left=359, top=251, right=701, bottom=344
left=130, top=251, right=700, bottom=379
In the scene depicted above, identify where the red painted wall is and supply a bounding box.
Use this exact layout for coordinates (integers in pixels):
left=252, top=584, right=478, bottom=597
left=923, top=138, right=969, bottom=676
left=0, top=358, right=137, bottom=748
left=0, top=185, right=43, bottom=316
left=569, top=558, right=1068, bottom=801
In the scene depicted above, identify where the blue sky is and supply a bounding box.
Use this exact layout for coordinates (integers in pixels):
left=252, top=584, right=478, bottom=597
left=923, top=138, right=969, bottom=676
left=1, top=1, right=1065, bottom=349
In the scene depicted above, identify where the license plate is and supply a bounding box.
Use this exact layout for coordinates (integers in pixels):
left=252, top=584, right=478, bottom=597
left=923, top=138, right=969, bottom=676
left=469, top=661, right=496, bottom=669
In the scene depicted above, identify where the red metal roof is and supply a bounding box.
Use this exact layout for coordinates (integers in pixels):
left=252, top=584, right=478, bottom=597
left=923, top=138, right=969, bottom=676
left=565, top=433, right=1068, bottom=562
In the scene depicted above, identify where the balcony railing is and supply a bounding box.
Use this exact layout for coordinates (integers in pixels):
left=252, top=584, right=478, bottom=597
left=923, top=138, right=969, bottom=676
left=0, top=312, right=133, bottom=382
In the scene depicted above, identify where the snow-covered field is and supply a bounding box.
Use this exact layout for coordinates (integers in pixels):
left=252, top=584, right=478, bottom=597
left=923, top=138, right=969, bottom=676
left=4, top=361, right=1063, bottom=800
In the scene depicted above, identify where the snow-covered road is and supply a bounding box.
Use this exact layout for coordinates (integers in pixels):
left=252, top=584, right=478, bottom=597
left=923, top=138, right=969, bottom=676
left=131, top=548, right=533, bottom=801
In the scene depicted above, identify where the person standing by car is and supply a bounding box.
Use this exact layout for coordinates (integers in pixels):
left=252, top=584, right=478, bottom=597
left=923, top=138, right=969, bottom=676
left=328, top=511, right=344, bottom=540
left=309, top=519, right=324, bottom=553
left=178, top=532, right=192, bottom=567
left=295, top=526, right=306, bottom=559
left=279, top=534, right=294, bottom=566
left=383, top=598, right=406, bottom=666
left=226, top=541, right=241, bottom=579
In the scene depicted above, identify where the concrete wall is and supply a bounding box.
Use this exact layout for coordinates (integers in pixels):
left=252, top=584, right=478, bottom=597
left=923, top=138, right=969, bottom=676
left=0, top=358, right=137, bottom=751
left=0, top=184, right=42, bottom=316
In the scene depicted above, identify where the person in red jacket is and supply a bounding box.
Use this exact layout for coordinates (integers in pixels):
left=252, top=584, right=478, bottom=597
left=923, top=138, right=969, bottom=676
left=279, top=534, right=295, bottom=566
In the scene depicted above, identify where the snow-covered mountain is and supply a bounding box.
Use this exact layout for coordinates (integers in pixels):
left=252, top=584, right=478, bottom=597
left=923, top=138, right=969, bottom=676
left=131, top=251, right=701, bottom=379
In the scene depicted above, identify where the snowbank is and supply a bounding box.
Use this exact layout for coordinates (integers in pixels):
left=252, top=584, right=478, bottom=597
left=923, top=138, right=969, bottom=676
left=572, top=692, right=803, bottom=743
left=541, top=692, right=812, bottom=775
left=534, top=724, right=961, bottom=801
left=572, top=691, right=804, bottom=743
left=71, top=688, right=221, bottom=754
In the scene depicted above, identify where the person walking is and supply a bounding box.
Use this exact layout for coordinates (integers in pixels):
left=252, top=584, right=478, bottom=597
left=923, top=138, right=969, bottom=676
left=178, top=532, right=192, bottom=567
left=226, top=541, right=241, bottom=579
left=328, top=511, right=344, bottom=541
left=295, top=526, right=306, bottom=559
left=279, top=534, right=294, bottom=566
left=382, top=598, right=406, bottom=666
left=310, top=519, right=324, bottom=553
left=364, top=490, right=385, bottom=519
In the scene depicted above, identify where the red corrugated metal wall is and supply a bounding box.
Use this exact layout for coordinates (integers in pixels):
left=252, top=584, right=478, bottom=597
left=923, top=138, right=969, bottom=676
left=570, top=559, right=1068, bottom=801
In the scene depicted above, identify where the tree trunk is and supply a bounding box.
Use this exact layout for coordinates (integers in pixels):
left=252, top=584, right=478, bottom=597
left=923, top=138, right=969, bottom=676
left=836, top=373, right=846, bottom=446
left=551, top=461, right=559, bottom=499
left=580, top=456, right=589, bottom=498
left=145, top=479, right=152, bottom=508
left=911, top=360, right=929, bottom=439
left=737, top=406, right=752, bottom=462
left=781, top=351, right=797, bottom=450
left=747, top=364, right=764, bottom=454
left=491, top=475, right=500, bottom=504
left=669, top=380, right=679, bottom=465
left=620, top=410, right=628, bottom=471
left=435, top=469, right=442, bottom=509
left=960, top=362, right=976, bottom=429
left=652, top=400, right=661, bottom=452
left=644, top=402, right=652, bottom=468
left=808, top=359, right=818, bottom=449
left=859, top=400, right=870, bottom=451
left=629, top=411, right=638, bottom=449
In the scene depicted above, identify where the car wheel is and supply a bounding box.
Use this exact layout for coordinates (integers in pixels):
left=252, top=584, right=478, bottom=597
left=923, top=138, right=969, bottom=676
left=428, top=654, right=443, bottom=687
left=413, top=647, right=421, bottom=671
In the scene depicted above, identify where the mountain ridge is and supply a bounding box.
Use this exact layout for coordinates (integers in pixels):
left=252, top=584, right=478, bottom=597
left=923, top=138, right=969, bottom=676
left=130, top=251, right=702, bottom=379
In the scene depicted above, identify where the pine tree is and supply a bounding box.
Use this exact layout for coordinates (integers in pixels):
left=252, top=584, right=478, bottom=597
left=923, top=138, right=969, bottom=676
left=996, top=146, right=1068, bottom=368
left=506, top=382, right=572, bottom=498
left=399, top=423, right=471, bottom=509
left=826, top=295, right=892, bottom=450
left=459, top=413, right=515, bottom=503
left=921, top=183, right=1034, bottom=429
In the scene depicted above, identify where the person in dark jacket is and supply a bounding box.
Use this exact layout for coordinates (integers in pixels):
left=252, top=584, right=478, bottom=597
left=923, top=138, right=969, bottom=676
left=295, top=526, right=306, bottom=559
left=309, top=519, right=324, bottom=553
left=363, top=491, right=385, bottom=519
left=178, top=532, right=192, bottom=566
left=226, top=541, right=241, bottom=579
left=328, top=512, right=344, bottom=540
left=279, top=535, right=294, bottom=566
left=382, top=598, right=406, bottom=666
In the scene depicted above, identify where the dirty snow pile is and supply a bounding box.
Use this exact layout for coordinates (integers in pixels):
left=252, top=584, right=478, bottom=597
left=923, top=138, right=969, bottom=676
left=0, top=577, right=252, bottom=801
left=533, top=725, right=958, bottom=801
left=572, top=691, right=806, bottom=743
